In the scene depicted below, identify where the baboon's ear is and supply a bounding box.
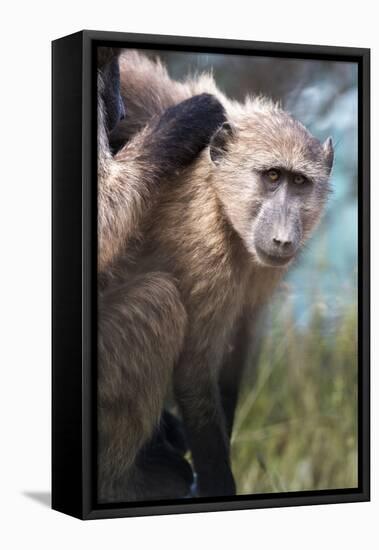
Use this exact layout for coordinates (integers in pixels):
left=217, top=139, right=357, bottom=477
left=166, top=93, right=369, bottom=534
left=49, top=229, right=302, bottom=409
left=322, top=136, right=334, bottom=174
left=209, top=121, right=236, bottom=165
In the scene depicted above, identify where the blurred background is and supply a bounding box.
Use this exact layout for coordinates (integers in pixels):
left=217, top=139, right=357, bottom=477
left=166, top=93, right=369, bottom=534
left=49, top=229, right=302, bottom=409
left=145, top=49, right=359, bottom=494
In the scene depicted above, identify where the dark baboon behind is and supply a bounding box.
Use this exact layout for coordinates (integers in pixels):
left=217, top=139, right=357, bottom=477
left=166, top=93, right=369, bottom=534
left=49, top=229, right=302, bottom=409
left=111, top=50, right=334, bottom=498
left=97, top=48, right=226, bottom=501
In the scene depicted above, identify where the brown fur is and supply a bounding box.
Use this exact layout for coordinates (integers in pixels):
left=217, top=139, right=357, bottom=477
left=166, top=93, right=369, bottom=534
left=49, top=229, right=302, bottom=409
left=98, top=272, right=187, bottom=501
left=97, top=76, right=189, bottom=500
left=97, top=58, right=226, bottom=501
left=110, top=51, right=333, bottom=497
left=98, top=72, right=162, bottom=272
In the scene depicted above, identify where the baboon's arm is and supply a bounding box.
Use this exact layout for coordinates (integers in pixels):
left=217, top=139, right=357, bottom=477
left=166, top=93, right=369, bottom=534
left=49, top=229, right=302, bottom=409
left=174, top=346, right=236, bottom=498
left=111, top=49, right=228, bottom=150
left=219, top=315, right=251, bottom=439
left=174, top=308, right=262, bottom=497
left=98, top=93, right=225, bottom=272
left=219, top=307, right=265, bottom=438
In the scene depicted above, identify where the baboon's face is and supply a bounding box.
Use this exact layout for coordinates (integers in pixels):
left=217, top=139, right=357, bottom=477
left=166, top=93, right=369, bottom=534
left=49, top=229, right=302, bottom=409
left=209, top=108, right=334, bottom=268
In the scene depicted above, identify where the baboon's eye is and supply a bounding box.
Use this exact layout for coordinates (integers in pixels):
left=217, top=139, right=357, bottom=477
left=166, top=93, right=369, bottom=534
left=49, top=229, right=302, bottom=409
left=293, top=174, right=307, bottom=185
left=266, top=169, right=281, bottom=183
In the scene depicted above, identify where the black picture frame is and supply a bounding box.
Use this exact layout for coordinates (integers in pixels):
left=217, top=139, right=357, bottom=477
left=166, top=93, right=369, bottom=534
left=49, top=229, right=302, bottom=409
left=52, top=30, right=370, bottom=520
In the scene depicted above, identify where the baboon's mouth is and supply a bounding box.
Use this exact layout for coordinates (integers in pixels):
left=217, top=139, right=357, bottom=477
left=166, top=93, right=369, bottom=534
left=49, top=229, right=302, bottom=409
left=254, top=245, right=295, bottom=268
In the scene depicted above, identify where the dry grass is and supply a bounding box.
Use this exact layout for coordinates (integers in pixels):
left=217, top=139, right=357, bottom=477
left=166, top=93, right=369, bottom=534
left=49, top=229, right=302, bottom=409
left=232, top=294, right=358, bottom=495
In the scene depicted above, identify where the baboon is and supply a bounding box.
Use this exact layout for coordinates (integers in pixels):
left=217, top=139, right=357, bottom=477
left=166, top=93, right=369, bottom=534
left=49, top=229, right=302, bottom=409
left=97, top=48, right=226, bottom=501
left=110, top=50, right=334, bottom=498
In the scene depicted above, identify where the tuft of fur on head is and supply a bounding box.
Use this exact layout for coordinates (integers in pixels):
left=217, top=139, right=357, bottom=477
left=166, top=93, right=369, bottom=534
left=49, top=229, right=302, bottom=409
left=210, top=98, right=333, bottom=180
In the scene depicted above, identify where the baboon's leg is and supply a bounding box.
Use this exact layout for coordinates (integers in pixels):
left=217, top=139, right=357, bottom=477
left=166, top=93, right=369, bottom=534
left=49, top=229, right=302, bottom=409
left=220, top=311, right=265, bottom=440
left=121, top=413, right=194, bottom=501
left=100, top=410, right=194, bottom=503
left=97, top=273, right=187, bottom=503
left=174, top=349, right=236, bottom=498
left=219, top=316, right=251, bottom=439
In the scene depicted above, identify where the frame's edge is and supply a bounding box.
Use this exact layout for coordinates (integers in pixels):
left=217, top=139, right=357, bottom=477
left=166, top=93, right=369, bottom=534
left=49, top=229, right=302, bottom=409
left=83, top=490, right=370, bottom=520
left=83, top=29, right=370, bottom=59
left=52, top=31, right=85, bottom=519
left=360, top=45, right=370, bottom=501
left=81, top=29, right=96, bottom=520
left=52, top=30, right=85, bottom=45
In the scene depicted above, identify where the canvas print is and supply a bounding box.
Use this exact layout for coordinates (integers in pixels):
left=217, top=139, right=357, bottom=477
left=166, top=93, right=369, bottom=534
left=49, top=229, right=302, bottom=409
left=96, top=46, right=358, bottom=504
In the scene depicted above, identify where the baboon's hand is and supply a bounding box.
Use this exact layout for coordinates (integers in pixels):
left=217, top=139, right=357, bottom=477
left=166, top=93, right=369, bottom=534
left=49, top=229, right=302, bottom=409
left=148, top=94, right=226, bottom=174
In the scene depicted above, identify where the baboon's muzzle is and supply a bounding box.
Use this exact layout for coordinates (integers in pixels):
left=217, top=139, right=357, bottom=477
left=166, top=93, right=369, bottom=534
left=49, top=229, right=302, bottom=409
left=254, top=189, right=302, bottom=267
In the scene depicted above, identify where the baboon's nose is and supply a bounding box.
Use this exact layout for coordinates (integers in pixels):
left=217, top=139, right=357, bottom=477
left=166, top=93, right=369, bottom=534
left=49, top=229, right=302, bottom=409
left=272, top=236, right=292, bottom=249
